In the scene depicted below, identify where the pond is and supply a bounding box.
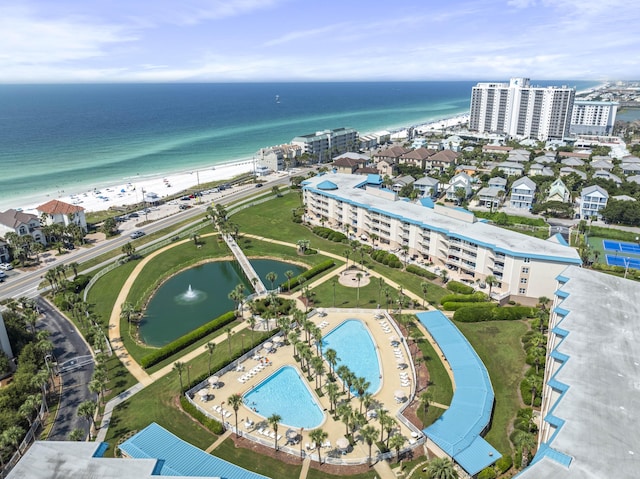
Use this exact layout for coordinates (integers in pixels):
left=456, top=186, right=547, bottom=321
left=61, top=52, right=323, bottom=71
left=139, top=259, right=304, bottom=346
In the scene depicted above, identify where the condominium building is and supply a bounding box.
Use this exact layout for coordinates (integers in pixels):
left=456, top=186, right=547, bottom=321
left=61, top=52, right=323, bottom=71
left=570, top=100, right=618, bottom=136
left=291, top=127, right=358, bottom=161
left=469, top=78, right=575, bottom=141
left=302, top=173, right=581, bottom=301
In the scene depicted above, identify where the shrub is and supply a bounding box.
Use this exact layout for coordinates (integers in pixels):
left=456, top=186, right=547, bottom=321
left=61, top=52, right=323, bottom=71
left=493, top=306, right=535, bottom=321
left=514, top=447, right=523, bottom=469
left=71, top=274, right=91, bottom=293
left=443, top=301, right=495, bottom=311
left=180, top=396, right=224, bottom=434
left=405, top=264, right=438, bottom=280
left=312, top=227, right=347, bottom=243
left=141, top=311, right=236, bottom=368
left=282, top=259, right=335, bottom=291
left=453, top=304, right=497, bottom=322
left=303, top=248, right=318, bottom=255
left=495, top=455, right=513, bottom=474
left=446, top=281, right=474, bottom=294
left=370, top=250, right=401, bottom=269
left=477, top=467, right=497, bottom=479
left=440, top=292, right=488, bottom=305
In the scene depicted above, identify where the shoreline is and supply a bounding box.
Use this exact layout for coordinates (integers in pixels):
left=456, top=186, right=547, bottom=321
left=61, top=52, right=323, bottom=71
left=14, top=113, right=469, bottom=214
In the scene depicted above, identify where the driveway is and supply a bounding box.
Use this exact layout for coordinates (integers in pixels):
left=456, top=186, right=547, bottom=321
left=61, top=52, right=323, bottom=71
left=36, top=297, right=96, bottom=440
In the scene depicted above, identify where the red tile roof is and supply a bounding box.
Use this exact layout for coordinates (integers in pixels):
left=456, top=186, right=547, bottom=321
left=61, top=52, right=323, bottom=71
left=36, top=199, right=85, bottom=215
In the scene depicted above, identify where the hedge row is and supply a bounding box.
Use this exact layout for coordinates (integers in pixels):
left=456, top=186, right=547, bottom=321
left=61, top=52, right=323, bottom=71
left=495, top=455, right=513, bottom=474
left=282, top=259, right=335, bottom=291
left=443, top=301, right=495, bottom=312
left=312, top=226, right=347, bottom=243
left=446, top=281, right=475, bottom=294
left=141, top=311, right=236, bottom=369
left=454, top=305, right=535, bottom=322
left=477, top=467, right=496, bottom=479
left=370, top=250, right=402, bottom=269
left=405, top=264, right=438, bottom=280
left=180, top=396, right=224, bottom=434
left=440, top=292, right=488, bottom=305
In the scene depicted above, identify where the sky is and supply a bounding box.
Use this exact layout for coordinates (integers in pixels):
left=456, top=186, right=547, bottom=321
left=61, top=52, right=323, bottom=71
left=2, top=0, right=638, bottom=83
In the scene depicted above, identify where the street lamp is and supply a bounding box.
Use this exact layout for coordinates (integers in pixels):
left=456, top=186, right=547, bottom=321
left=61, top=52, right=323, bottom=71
left=220, top=401, right=226, bottom=429
left=624, top=257, right=630, bottom=279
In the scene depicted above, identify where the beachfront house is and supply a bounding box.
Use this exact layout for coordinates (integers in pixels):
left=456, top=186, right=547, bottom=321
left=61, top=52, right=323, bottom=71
left=256, top=147, right=286, bottom=172
left=509, top=177, right=536, bottom=210
left=580, top=185, right=609, bottom=220
left=476, top=187, right=504, bottom=209
left=0, top=209, right=46, bottom=245
left=36, top=199, right=88, bottom=232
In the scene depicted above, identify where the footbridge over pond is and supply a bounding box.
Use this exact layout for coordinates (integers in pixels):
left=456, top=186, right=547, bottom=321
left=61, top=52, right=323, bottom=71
left=222, top=234, right=267, bottom=295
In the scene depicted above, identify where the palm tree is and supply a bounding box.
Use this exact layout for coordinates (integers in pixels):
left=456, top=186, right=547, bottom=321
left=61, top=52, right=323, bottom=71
left=376, top=408, right=389, bottom=442
left=2, top=426, right=25, bottom=457
left=77, top=400, right=97, bottom=439
left=355, top=272, right=363, bottom=307
left=266, top=271, right=278, bottom=291
left=331, top=276, right=338, bottom=307
left=173, top=361, right=185, bottom=392
left=419, top=390, right=433, bottom=418
left=440, top=269, right=449, bottom=284
left=268, top=413, right=281, bottom=450
left=424, top=456, right=458, bottom=479
left=389, top=434, right=406, bottom=463
left=206, top=341, right=216, bottom=376
left=337, top=402, right=353, bottom=436
left=68, top=428, right=86, bottom=441
left=526, top=374, right=543, bottom=407
left=310, top=355, right=325, bottom=389
left=353, top=376, right=370, bottom=412
left=343, top=370, right=356, bottom=400
left=384, top=417, right=397, bottom=447
left=485, top=275, right=498, bottom=297
left=121, top=302, right=137, bottom=336
left=420, top=281, right=429, bottom=308
left=513, top=430, right=537, bottom=467
left=309, top=428, right=328, bottom=463
left=285, top=270, right=294, bottom=292
left=227, top=393, right=243, bottom=437
left=226, top=326, right=233, bottom=355
left=344, top=248, right=351, bottom=268
left=324, top=348, right=338, bottom=377
left=537, top=296, right=550, bottom=311
left=360, top=424, right=378, bottom=465
left=336, top=365, right=351, bottom=394
left=67, top=262, right=79, bottom=279
left=325, top=381, right=339, bottom=413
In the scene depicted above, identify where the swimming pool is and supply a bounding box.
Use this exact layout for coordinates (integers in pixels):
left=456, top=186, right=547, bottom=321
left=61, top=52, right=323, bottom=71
left=322, top=319, right=381, bottom=395
left=243, top=366, right=325, bottom=429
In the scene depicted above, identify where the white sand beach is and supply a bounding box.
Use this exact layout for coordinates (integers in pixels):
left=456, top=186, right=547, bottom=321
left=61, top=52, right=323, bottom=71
left=21, top=160, right=256, bottom=214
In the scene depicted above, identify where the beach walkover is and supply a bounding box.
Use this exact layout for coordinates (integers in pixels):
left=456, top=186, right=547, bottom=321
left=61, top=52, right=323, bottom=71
left=222, top=233, right=268, bottom=295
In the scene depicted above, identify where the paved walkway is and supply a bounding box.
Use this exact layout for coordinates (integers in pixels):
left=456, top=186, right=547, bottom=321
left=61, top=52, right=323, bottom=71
left=205, top=429, right=233, bottom=453
left=298, top=457, right=311, bottom=479
left=99, top=231, right=452, bottom=463
left=373, top=459, right=397, bottom=479
left=223, top=233, right=267, bottom=294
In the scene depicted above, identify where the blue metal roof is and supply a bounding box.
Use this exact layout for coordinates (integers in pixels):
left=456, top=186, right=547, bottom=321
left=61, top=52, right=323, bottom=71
left=367, top=173, right=382, bottom=185
left=417, top=311, right=501, bottom=476
left=119, top=423, right=270, bottom=479
left=419, top=197, right=435, bottom=208
left=317, top=180, right=338, bottom=190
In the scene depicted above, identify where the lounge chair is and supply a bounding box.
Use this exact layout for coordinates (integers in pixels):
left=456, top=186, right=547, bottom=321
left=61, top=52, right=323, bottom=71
left=224, top=410, right=232, bottom=418
left=269, top=431, right=276, bottom=439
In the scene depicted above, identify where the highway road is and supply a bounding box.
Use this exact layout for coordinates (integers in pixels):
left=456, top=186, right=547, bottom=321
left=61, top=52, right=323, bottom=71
left=0, top=171, right=299, bottom=302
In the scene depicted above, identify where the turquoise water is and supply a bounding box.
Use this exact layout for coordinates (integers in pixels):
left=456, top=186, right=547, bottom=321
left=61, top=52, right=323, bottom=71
left=243, top=366, right=324, bottom=429
left=0, top=81, right=598, bottom=210
left=322, top=319, right=381, bottom=395
left=139, top=259, right=304, bottom=346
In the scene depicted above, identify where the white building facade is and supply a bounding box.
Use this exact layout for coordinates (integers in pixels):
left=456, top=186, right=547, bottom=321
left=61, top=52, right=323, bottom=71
left=302, top=174, right=581, bottom=302
left=570, top=100, right=618, bottom=136
left=291, top=127, right=358, bottom=162
left=469, top=78, right=575, bottom=141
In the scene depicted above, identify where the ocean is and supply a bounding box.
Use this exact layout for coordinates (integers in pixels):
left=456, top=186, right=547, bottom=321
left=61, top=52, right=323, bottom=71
left=0, top=81, right=598, bottom=210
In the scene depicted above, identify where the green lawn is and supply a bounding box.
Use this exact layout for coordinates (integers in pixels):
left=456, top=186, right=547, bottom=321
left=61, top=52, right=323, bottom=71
left=309, top=274, right=398, bottom=309
left=455, top=320, right=529, bottom=455
left=413, top=334, right=453, bottom=407
left=214, top=439, right=302, bottom=479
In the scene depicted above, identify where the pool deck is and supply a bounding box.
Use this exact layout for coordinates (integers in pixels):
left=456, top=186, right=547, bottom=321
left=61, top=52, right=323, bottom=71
left=190, top=309, right=425, bottom=463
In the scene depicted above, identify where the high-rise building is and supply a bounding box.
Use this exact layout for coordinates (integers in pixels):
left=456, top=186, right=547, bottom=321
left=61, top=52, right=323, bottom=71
left=469, top=78, right=575, bottom=141
left=570, top=100, right=618, bottom=136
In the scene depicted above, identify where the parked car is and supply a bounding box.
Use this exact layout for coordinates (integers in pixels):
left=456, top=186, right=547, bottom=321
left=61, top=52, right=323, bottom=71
left=0, top=263, right=13, bottom=271
left=0, top=271, right=7, bottom=281
left=130, top=230, right=146, bottom=239
left=255, top=183, right=264, bottom=188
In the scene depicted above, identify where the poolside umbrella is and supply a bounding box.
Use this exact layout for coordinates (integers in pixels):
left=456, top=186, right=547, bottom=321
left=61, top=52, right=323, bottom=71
left=263, top=342, right=273, bottom=351
left=273, top=336, right=284, bottom=345
left=286, top=429, right=298, bottom=441
left=198, top=389, right=209, bottom=399
left=208, top=376, right=220, bottom=387
left=389, top=335, right=398, bottom=342
left=394, top=389, right=406, bottom=400
left=336, top=437, right=350, bottom=450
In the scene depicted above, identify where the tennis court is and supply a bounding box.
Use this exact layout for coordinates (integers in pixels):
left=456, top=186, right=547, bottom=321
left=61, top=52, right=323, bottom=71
left=606, top=255, right=640, bottom=269
left=603, top=240, right=640, bottom=254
